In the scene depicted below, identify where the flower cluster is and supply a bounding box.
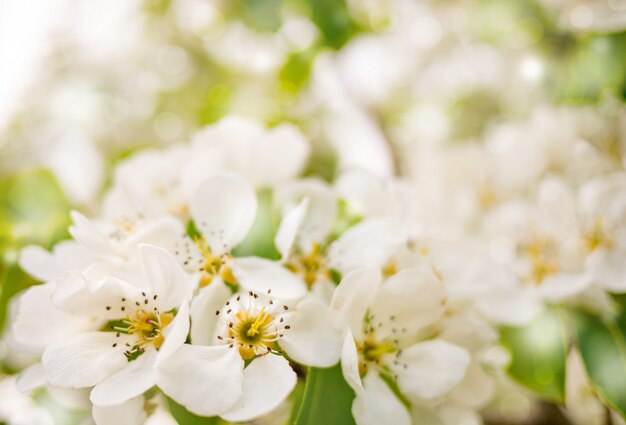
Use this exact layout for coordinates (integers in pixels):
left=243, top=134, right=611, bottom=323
left=11, top=115, right=504, bottom=425
left=2, top=0, right=625, bottom=424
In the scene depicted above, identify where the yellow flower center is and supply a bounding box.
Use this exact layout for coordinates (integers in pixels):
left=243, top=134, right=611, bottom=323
left=582, top=218, right=614, bottom=253
left=522, top=235, right=559, bottom=285
left=191, top=235, right=236, bottom=288
left=477, top=185, right=497, bottom=210
left=229, top=308, right=277, bottom=360
left=107, top=293, right=174, bottom=361
left=217, top=292, right=290, bottom=360
left=285, top=243, right=330, bottom=289
left=356, top=335, right=397, bottom=376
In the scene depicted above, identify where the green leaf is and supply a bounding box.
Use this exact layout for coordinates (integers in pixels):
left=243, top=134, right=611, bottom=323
left=279, top=45, right=319, bottom=92
left=233, top=189, right=280, bottom=260
left=570, top=309, right=626, bottom=418
left=0, top=169, right=71, bottom=249
left=500, top=306, right=567, bottom=403
left=303, top=0, right=359, bottom=49
left=292, top=364, right=356, bottom=425
left=235, top=0, right=283, bottom=33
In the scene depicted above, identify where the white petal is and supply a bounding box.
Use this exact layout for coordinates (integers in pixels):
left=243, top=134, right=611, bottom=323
left=340, top=328, right=364, bottom=398
left=190, top=279, right=232, bottom=345
left=12, top=281, right=92, bottom=354
left=437, top=405, right=483, bottom=425
left=275, top=198, right=308, bottom=260
left=16, top=363, right=46, bottom=392
left=394, top=340, right=469, bottom=400
left=449, top=360, right=494, bottom=409
left=190, top=173, right=257, bottom=254
left=328, top=218, right=406, bottom=273
left=91, top=350, right=158, bottom=406
left=233, top=257, right=307, bottom=300
left=69, top=211, right=115, bottom=255
left=156, top=345, right=244, bottom=417
left=157, top=299, right=190, bottom=362
left=251, top=124, right=310, bottom=186
left=371, top=267, right=445, bottom=340
left=139, top=244, right=192, bottom=311
left=221, top=354, right=297, bottom=422
left=124, top=217, right=185, bottom=260
left=537, top=272, right=592, bottom=301
left=275, top=179, right=337, bottom=251
left=475, top=286, right=543, bottom=326
left=19, top=246, right=65, bottom=281
left=92, top=396, right=147, bottom=425
left=352, top=372, right=411, bottom=425
left=42, top=332, right=128, bottom=388
left=52, top=272, right=143, bottom=319
left=280, top=297, right=341, bottom=367
left=330, top=268, right=381, bottom=337
left=587, top=248, right=626, bottom=292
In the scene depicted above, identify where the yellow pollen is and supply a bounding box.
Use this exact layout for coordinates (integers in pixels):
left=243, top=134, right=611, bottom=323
left=110, top=308, right=174, bottom=360
left=477, top=185, right=497, bottom=209
left=356, top=335, right=397, bottom=376
left=285, top=243, right=330, bottom=289
left=229, top=309, right=277, bottom=360
left=522, top=235, right=559, bottom=285
left=382, top=261, right=398, bottom=277
left=582, top=218, right=614, bottom=253
left=194, top=235, right=236, bottom=288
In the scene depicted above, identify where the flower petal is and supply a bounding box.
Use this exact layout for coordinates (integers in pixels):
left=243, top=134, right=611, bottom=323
left=190, top=173, right=257, bottom=254
left=352, top=372, right=411, bottom=425
left=280, top=297, right=341, bottom=367
left=139, top=244, right=193, bottom=311
left=221, top=354, right=297, bottom=422
left=158, top=299, right=190, bottom=362
left=90, top=349, right=158, bottom=406
left=124, top=217, right=185, bottom=260
left=52, top=272, right=143, bottom=319
left=330, top=268, right=381, bottom=337
left=92, top=396, right=147, bottom=425
left=275, top=198, right=308, bottom=260
left=340, top=328, right=364, bottom=398
left=233, top=257, right=307, bottom=300
left=274, top=179, right=337, bottom=251
left=19, top=246, right=65, bottom=282
left=328, top=218, right=406, bottom=273
left=586, top=248, right=626, bottom=292
left=394, top=340, right=469, bottom=400
left=12, top=281, right=93, bottom=354
left=156, top=345, right=244, bottom=417
left=16, top=363, right=46, bottom=392
left=42, top=332, right=128, bottom=388
left=371, top=267, right=445, bottom=340
left=69, top=211, right=115, bottom=255
left=537, top=272, right=592, bottom=301
left=190, top=279, right=232, bottom=346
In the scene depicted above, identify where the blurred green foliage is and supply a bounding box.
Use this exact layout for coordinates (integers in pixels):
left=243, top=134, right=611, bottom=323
left=569, top=309, right=626, bottom=418
left=0, top=169, right=71, bottom=331
left=500, top=307, right=567, bottom=403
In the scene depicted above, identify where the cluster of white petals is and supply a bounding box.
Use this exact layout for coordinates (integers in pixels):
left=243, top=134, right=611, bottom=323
left=3, top=0, right=625, bottom=424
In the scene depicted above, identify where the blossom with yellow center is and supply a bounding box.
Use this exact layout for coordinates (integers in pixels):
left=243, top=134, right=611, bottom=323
left=107, top=293, right=175, bottom=360
left=581, top=218, right=614, bottom=253
left=285, top=243, right=331, bottom=289
left=216, top=291, right=289, bottom=360
left=521, top=235, right=560, bottom=285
